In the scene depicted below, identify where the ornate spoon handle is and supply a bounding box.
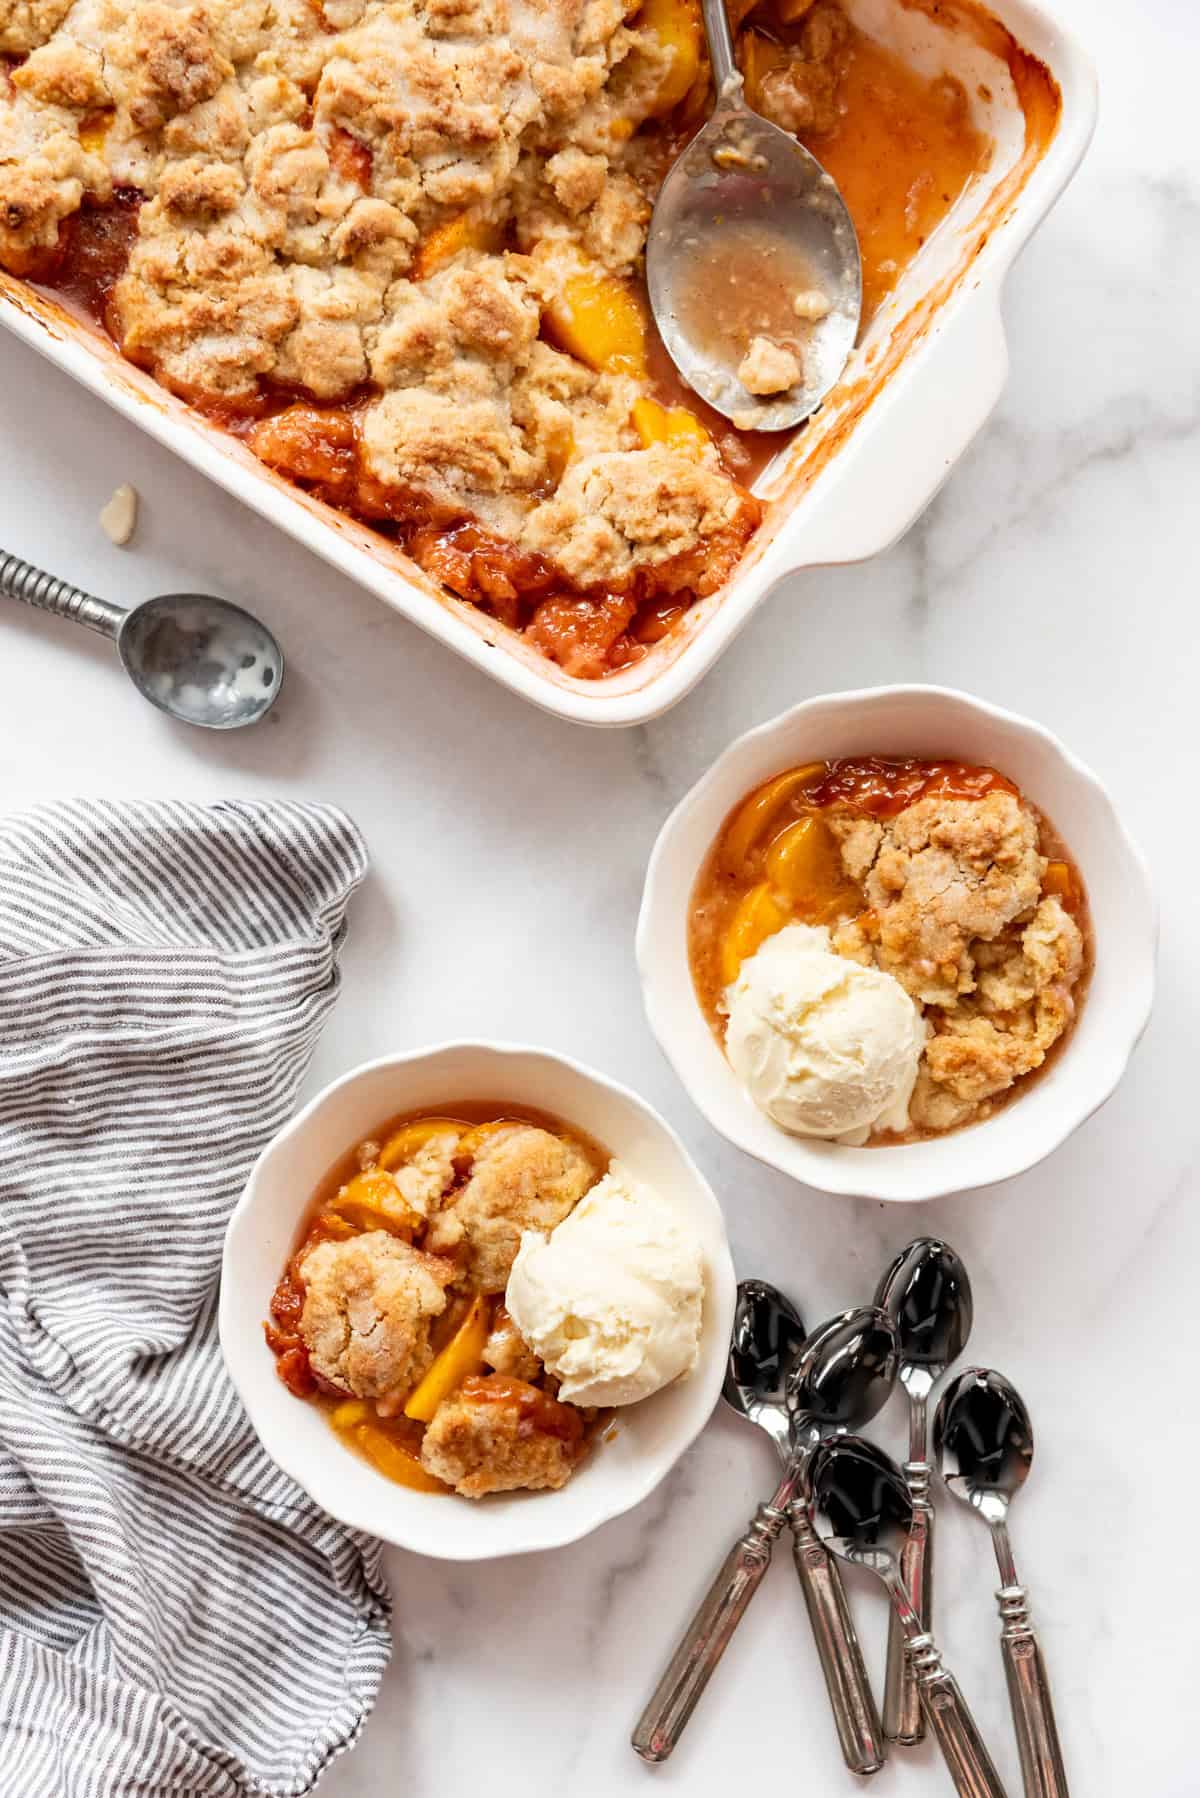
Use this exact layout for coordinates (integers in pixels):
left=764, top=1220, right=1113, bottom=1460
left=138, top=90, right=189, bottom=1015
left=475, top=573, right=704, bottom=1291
left=791, top=1503, right=886, bottom=1773
left=997, top=1586, right=1069, bottom=1797
left=887, top=1572, right=1009, bottom=1798
left=632, top=1460, right=802, bottom=1763
left=0, top=549, right=125, bottom=638
left=885, top=1459, right=932, bottom=1743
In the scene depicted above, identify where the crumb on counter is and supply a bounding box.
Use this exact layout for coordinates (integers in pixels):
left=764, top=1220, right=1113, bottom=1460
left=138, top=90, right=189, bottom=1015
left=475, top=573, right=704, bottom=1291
left=738, top=335, right=802, bottom=395
left=99, top=482, right=137, bottom=545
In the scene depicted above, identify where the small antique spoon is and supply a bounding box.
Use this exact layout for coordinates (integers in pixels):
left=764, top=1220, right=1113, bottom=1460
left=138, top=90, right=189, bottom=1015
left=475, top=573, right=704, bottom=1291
left=645, top=0, right=861, bottom=430
left=810, top=1437, right=1011, bottom=1798
left=875, top=1237, right=974, bottom=1744
left=935, top=1370, right=1070, bottom=1798
left=1, top=548, right=283, bottom=729
left=633, top=1300, right=894, bottom=1768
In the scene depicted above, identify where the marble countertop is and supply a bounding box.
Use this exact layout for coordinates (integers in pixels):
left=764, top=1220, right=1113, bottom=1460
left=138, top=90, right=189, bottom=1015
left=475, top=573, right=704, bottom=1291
left=1, top=0, right=1194, bottom=1788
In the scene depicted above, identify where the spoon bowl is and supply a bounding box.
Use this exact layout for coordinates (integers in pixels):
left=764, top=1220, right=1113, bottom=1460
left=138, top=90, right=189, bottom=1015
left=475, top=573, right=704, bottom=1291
left=809, top=1435, right=913, bottom=1576
left=645, top=0, right=861, bottom=431
left=935, top=1367, right=1034, bottom=1528
left=722, top=1278, right=808, bottom=1456
left=787, top=1305, right=899, bottom=1442
left=119, top=592, right=284, bottom=729
left=0, top=547, right=283, bottom=730
left=876, top=1237, right=973, bottom=1408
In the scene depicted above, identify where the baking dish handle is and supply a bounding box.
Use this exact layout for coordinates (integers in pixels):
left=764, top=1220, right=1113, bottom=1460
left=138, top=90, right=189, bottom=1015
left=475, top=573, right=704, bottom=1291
left=778, top=289, right=1009, bottom=572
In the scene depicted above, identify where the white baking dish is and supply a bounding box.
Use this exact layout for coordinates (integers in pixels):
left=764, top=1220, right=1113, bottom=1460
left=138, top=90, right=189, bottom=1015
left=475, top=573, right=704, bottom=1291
left=0, top=0, right=1095, bottom=726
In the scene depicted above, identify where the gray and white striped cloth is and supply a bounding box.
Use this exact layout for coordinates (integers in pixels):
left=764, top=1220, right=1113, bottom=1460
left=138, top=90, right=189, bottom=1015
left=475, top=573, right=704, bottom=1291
left=0, top=798, right=391, bottom=1797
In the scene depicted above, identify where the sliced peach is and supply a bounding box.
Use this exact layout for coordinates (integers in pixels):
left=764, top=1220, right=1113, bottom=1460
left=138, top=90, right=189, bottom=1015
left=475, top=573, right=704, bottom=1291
left=377, top=1118, right=462, bottom=1170
left=414, top=211, right=503, bottom=280
left=545, top=269, right=647, bottom=377
left=740, top=30, right=789, bottom=111
left=1043, top=860, right=1081, bottom=912
left=331, top=1168, right=420, bottom=1238
left=632, top=396, right=710, bottom=450
left=720, top=764, right=826, bottom=871
left=638, top=0, right=704, bottom=115
left=764, top=814, right=859, bottom=920
left=331, top=1399, right=370, bottom=1430
left=353, top=1422, right=449, bottom=1492
left=455, top=1118, right=517, bottom=1158
left=721, top=881, right=791, bottom=984
left=404, top=1295, right=492, bottom=1422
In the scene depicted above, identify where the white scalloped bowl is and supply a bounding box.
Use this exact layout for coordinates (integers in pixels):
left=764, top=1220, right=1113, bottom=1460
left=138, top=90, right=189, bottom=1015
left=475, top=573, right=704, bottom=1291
left=637, top=687, right=1156, bottom=1201
left=219, top=1042, right=735, bottom=1559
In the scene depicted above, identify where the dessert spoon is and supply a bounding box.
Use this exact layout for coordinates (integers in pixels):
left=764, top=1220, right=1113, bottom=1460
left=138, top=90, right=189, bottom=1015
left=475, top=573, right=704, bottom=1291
left=645, top=0, right=861, bottom=430
left=723, top=1283, right=887, bottom=1775
left=0, top=548, right=283, bottom=729
left=810, top=1436, right=1010, bottom=1798
left=935, top=1370, right=1070, bottom=1798
left=632, top=1300, right=894, bottom=1767
left=875, top=1237, right=974, bottom=1744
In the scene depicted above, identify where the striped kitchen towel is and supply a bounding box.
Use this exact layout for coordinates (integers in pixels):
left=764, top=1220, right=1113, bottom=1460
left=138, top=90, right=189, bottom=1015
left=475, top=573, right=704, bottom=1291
left=0, top=799, right=390, bottom=1797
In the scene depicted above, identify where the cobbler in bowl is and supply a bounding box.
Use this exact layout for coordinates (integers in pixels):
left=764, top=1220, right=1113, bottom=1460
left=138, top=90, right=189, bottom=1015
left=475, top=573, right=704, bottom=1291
left=689, top=755, right=1091, bottom=1144
left=266, top=1105, right=706, bottom=1499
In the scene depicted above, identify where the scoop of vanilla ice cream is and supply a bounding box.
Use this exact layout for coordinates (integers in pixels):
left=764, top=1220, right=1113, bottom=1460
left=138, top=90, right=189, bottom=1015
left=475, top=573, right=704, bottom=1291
left=724, top=923, right=925, bottom=1144
left=504, top=1163, right=704, bottom=1407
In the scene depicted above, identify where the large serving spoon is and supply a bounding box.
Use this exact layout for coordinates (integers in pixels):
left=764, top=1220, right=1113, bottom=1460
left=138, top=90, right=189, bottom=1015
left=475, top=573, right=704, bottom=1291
left=810, top=1436, right=1011, bottom=1798
left=645, top=0, right=861, bottom=431
left=632, top=1300, right=895, bottom=1767
left=875, top=1238, right=974, bottom=1744
left=935, top=1370, right=1070, bottom=1798
left=1, top=548, right=283, bottom=729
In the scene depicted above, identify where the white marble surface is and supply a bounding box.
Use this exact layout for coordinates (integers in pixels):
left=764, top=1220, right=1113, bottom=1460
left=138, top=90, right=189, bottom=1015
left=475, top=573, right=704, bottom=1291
left=1, top=0, right=1196, bottom=1789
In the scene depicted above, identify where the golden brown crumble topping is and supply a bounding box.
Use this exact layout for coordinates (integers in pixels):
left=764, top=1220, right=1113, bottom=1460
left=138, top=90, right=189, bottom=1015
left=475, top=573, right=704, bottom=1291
left=1, top=0, right=1004, bottom=672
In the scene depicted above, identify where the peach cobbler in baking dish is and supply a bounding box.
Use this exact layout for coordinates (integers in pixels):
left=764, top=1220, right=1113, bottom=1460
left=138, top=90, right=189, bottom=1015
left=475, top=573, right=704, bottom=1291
left=266, top=1108, right=705, bottom=1497
left=689, top=758, right=1092, bottom=1143
left=0, top=0, right=1003, bottom=673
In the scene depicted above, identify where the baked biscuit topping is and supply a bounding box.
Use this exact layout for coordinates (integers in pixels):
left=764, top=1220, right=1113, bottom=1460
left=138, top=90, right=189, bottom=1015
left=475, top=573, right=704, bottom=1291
left=2, top=0, right=998, bottom=672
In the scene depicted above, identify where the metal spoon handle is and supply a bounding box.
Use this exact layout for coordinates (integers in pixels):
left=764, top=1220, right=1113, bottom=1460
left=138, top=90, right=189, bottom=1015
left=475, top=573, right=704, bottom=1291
left=0, top=549, right=124, bottom=639
left=886, top=1573, right=1009, bottom=1798
left=698, top=0, right=740, bottom=96
left=790, top=1504, right=886, bottom=1773
left=997, top=1586, right=1069, bottom=1798
left=885, top=1459, right=932, bottom=1743
left=905, top=1636, right=1010, bottom=1798
left=632, top=1460, right=801, bottom=1763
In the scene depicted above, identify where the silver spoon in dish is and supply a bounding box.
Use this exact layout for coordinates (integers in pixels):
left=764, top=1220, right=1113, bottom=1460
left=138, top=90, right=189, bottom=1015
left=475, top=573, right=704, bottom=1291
left=875, top=1237, right=974, bottom=1745
left=645, top=0, right=861, bottom=432
left=632, top=1298, right=894, bottom=1768
left=935, top=1369, right=1070, bottom=1798
left=1, top=548, right=283, bottom=729
left=810, top=1436, right=1011, bottom=1798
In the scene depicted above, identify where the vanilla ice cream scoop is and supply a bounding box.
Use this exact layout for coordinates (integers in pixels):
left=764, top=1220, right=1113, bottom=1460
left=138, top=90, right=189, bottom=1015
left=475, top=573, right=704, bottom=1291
left=504, top=1163, right=704, bottom=1407
left=724, top=923, right=925, bottom=1144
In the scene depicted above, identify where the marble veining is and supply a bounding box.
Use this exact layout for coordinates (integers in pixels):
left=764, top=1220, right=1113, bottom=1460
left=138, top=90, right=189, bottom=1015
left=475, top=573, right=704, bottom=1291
left=1, top=0, right=1196, bottom=1791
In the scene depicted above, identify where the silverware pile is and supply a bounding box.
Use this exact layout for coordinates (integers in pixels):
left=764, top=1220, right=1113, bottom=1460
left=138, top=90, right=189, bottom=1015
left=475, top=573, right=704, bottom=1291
left=632, top=1238, right=1068, bottom=1797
